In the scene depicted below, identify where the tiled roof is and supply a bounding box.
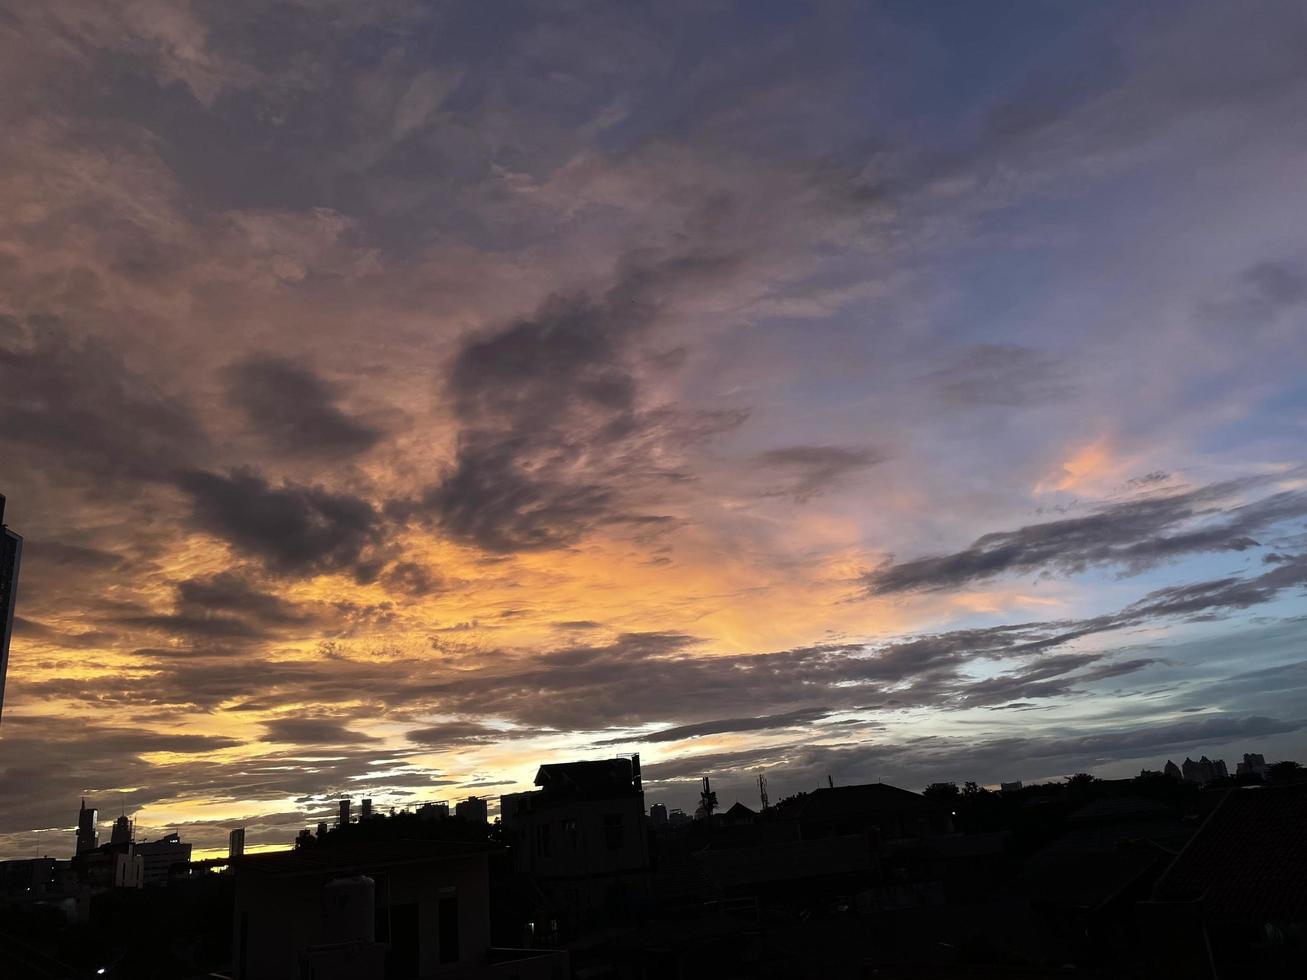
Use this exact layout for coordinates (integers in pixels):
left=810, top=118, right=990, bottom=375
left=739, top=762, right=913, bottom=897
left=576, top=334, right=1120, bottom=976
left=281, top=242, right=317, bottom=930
left=1151, top=784, right=1307, bottom=923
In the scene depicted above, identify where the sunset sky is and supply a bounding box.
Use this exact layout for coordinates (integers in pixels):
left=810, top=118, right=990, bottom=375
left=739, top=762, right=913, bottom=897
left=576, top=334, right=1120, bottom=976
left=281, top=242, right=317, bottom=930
left=2, top=0, right=1306, bottom=859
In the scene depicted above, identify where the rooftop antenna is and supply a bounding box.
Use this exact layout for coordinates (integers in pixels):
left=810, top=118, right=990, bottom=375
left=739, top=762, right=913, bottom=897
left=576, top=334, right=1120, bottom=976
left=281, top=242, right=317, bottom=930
left=758, top=773, right=770, bottom=810
left=827, top=774, right=835, bottom=789
left=697, top=775, right=718, bottom=820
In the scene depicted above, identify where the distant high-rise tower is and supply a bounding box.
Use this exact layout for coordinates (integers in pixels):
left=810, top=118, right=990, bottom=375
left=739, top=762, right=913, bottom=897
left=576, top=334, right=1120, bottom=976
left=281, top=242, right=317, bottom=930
left=110, top=814, right=133, bottom=845
left=338, top=798, right=351, bottom=826
left=361, top=798, right=372, bottom=821
left=228, top=828, right=246, bottom=859
left=76, top=799, right=98, bottom=855
left=0, top=493, right=23, bottom=726
left=455, top=796, right=488, bottom=823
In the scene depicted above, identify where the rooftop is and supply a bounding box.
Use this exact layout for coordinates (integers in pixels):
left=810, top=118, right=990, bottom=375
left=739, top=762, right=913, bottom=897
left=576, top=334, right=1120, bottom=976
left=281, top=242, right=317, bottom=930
left=1151, top=784, right=1307, bottom=923
left=535, top=758, right=639, bottom=799
left=232, top=839, right=497, bottom=878
left=795, top=782, right=944, bottom=820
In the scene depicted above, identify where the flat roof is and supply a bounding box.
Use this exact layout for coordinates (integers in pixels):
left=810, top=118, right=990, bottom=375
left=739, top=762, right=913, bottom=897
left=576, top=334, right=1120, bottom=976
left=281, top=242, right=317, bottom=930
left=232, top=839, right=498, bottom=877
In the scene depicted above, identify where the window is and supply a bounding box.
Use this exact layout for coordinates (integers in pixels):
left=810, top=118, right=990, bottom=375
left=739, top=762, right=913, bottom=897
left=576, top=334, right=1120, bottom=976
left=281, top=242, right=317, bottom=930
left=535, top=823, right=551, bottom=857
left=604, top=813, right=624, bottom=850
left=387, top=902, right=419, bottom=978
left=438, top=895, right=460, bottom=964
left=564, top=818, right=579, bottom=851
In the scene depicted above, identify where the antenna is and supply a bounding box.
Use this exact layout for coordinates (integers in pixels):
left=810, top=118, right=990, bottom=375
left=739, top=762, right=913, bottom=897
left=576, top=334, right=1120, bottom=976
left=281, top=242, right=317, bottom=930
left=697, top=775, right=718, bottom=820
left=827, top=774, right=834, bottom=789
left=758, top=773, right=770, bottom=810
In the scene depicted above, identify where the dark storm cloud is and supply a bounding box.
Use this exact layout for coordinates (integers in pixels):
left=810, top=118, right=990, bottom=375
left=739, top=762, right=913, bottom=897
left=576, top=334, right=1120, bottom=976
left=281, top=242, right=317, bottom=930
left=174, top=572, right=315, bottom=627
left=12, top=617, right=117, bottom=650
left=404, top=722, right=513, bottom=748
left=380, top=561, right=445, bottom=597
left=400, top=247, right=745, bottom=552
left=117, top=571, right=321, bottom=642
left=925, top=344, right=1071, bottom=407
left=953, top=655, right=1159, bottom=709
left=118, top=611, right=270, bottom=640
left=0, top=317, right=205, bottom=480
left=221, top=354, right=382, bottom=457
left=754, top=445, right=884, bottom=502
left=378, top=626, right=1103, bottom=732
left=262, top=717, right=375, bottom=745
left=176, top=468, right=385, bottom=579
left=418, top=435, right=618, bottom=553
left=22, top=541, right=124, bottom=571
left=865, top=481, right=1307, bottom=594
left=1124, top=552, right=1307, bottom=620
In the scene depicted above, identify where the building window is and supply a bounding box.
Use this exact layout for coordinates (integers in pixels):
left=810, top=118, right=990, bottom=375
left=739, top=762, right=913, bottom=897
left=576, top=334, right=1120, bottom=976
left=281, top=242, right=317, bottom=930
left=438, top=895, right=460, bottom=964
left=564, top=818, right=579, bottom=851
left=604, top=813, right=623, bottom=850
left=535, top=823, right=551, bottom=857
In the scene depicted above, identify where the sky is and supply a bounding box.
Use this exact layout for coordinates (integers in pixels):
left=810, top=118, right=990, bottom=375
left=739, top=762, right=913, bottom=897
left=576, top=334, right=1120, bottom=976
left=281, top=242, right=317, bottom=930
left=1, top=0, right=1306, bottom=859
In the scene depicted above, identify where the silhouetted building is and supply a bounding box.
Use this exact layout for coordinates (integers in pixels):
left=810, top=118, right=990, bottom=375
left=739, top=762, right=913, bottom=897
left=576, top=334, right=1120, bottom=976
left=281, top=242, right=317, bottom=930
left=1164, top=759, right=1182, bottom=780
left=1000, top=780, right=1023, bottom=792
left=1236, top=752, right=1268, bottom=777
left=137, top=831, right=191, bottom=885
left=230, top=827, right=246, bottom=859
left=0, top=493, right=22, bottom=725
left=719, top=801, right=756, bottom=826
left=110, top=814, right=133, bottom=845
left=695, top=831, right=879, bottom=905
left=74, top=838, right=144, bottom=891
left=790, top=782, right=953, bottom=840
left=649, top=803, right=668, bottom=829
left=361, top=797, right=372, bottom=821
left=417, top=801, right=450, bottom=820
left=1181, top=755, right=1228, bottom=784
left=230, top=840, right=566, bottom=979
left=1143, top=784, right=1307, bottom=977
left=75, top=799, right=98, bottom=855
left=456, top=796, right=488, bottom=824
left=500, top=756, right=650, bottom=934
left=0, top=857, right=68, bottom=900
left=338, top=797, right=351, bottom=826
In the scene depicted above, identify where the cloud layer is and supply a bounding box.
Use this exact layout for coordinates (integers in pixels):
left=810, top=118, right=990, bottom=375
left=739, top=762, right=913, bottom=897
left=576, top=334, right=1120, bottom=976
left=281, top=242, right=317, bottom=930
left=1, top=0, right=1306, bottom=855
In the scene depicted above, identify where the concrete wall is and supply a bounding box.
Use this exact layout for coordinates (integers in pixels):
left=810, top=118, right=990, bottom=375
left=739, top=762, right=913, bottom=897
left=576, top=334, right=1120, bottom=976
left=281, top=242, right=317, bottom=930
left=233, top=853, right=491, bottom=979
left=505, top=795, right=648, bottom=879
